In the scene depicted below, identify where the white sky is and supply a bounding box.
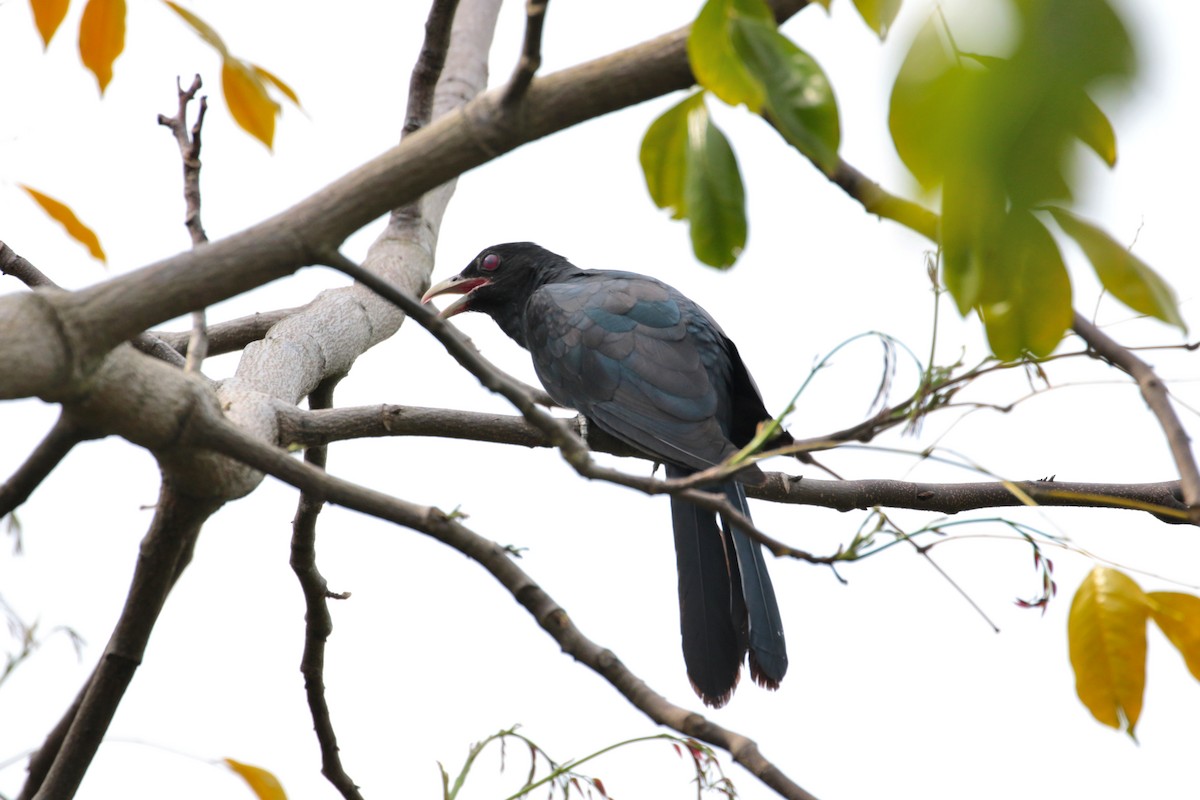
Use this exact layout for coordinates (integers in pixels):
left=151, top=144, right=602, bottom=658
left=2, top=1, right=1199, bottom=799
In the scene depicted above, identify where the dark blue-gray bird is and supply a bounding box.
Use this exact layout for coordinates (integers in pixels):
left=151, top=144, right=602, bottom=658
left=422, top=242, right=789, bottom=707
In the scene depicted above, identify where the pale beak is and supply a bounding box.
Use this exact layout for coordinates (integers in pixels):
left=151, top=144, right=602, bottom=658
left=421, top=274, right=490, bottom=318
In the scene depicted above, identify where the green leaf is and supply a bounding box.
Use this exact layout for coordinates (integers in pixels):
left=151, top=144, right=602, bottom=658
left=730, top=17, right=840, bottom=173
left=1148, top=592, right=1200, bottom=683
left=890, top=1, right=1134, bottom=204
left=852, top=0, right=902, bottom=39
left=1068, top=566, right=1151, bottom=738
left=1076, top=93, right=1117, bottom=167
left=940, top=176, right=1005, bottom=314
left=683, top=104, right=747, bottom=268
left=640, top=91, right=705, bottom=220
left=640, top=93, right=747, bottom=268
left=1049, top=208, right=1184, bottom=330
left=687, top=0, right=773, bottom=110
left=888, top=18, right=967, bottom=189
left=976, top=210, right=1072, bottom=359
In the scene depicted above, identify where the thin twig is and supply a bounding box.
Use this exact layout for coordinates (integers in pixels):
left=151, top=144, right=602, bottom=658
left=1071, top=312, right=1200, bottom=521
left=0, top=414, right=94, bottom=520
left=289, top=377, right=363, bottom=800
left=503, top=0, right=549, bottom=105
left=392, top=0, right=461, bottom=229
left=157, top=75, right=211, bottom=373
left=0, top=241, right=57, bottom=288
left=151, top=307, right=301, bottom=357
left=401, top=0, right=461, bottom=139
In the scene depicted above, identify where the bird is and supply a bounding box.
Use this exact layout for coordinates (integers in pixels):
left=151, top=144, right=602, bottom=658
left=422, top=242, right=790, bottom=707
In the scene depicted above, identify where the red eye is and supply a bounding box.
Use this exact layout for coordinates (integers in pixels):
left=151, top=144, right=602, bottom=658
left=481, top=253, right=501, bottom=271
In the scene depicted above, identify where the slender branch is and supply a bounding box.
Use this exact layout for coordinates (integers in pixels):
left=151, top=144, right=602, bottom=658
left=157, top=74, right=212, bottom=373
left=0, top=242, right=57, bottom=288
left=503, top=0, right=550, bottom=105
left=289, top=377, right=363, bottom=800
left=1071, top=313, right=1200, bottom=520
left=827, top=158, right=939, bottom=241
left=150, top=307, right=301, bottom=356
left=21, top=484, right=221, bottom=800
left=276, top=403, right=1193, bottom=524
left=185, top=403, right=821, bottom=800
left=0, top=414, right=95, bottom=519
left=157, top=75, right=210, bottom=248
left=401, top=0, right=461, bottom=139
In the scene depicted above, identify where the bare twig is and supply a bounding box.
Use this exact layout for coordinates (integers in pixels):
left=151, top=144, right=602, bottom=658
left=289, top=377, right=363, bottom=800
left=151, top=307, right=301, bottom=357
left=0, top=242, right=57, bottom=288
left=402, top=0, right=461, bottom=139
left=157, top=75, right=210, bottom=248
left=0, top=414, right=95, bottom=520
left=503, top=0, right=550, bottom=105
left=158, top=74, right=211, bottom=373
left=1071, top=312, right=1200, bottom=520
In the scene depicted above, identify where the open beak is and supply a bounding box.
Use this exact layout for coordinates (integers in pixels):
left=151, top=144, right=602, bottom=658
left=421, top=274, right=491, bottom=318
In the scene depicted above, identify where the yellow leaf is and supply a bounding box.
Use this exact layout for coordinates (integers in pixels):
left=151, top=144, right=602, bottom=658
left=161, top=1, right=228, bottom=56
left=224, top=758, right=287, bottom=800
left=1068, top=566, right=1151, bottom=737
left=78, top=0, right=125, bottom=94
left=30, top=0, right=71, bottom=48
left=1149, top=592, right=1200, bottom=682
left=19, top=184, right=107, bottom=263
left=251, top=63, right=301, bottom=108
left=222, top=58, right=279, bottom=149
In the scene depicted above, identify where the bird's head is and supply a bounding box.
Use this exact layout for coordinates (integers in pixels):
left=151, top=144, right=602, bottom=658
left=421, top=242, right=570, bottom=320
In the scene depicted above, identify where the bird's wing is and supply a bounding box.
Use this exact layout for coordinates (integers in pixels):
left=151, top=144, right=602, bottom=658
left=524, top=272, right=739, bottom=471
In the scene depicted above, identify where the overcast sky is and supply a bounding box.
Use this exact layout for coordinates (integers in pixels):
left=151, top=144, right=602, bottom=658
left=2, top=1, right=1199, bottom=799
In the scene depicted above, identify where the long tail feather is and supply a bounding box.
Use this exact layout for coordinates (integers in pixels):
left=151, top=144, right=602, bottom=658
left=724, top=482, right=788, bottom=688
left=667, top=465, right=743, bottom=707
